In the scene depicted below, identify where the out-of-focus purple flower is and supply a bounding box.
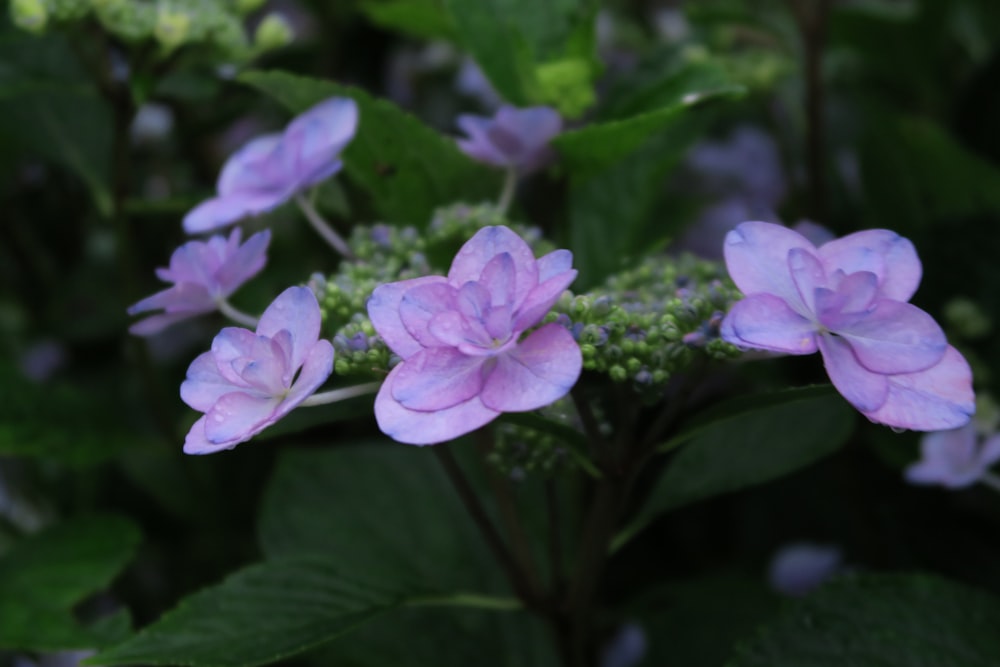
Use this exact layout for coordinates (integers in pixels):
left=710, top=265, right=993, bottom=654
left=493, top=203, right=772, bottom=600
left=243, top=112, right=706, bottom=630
left=721, top=221, right=974, bottom=431
left=768, top=542, right=843, bottom=597
left=600, top=623, right=647, bottom=667
left=183, top=97, right=358, bottom=234
left=456, top=106, right=561, bottom=173
left=18, top=339, right=67, bottom=383
left=368, top=226, right=582, bottom=445
left=905, top=422, right=1000, bottom=489
left=455, top=57, right=502, bottom=110
left=180, top=286, right=333, bottom=454
left=128, top=228, right=270, bottom=336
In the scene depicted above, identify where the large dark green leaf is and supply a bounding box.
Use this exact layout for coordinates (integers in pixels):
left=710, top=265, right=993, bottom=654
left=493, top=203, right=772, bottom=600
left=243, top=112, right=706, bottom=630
left=0, top=515, right=141, bottom=651
left=257, top=442, right=496, bottom=591
left=616, top=387, right=854, bottom=548
left=729, top=573, right=1000, bottom=667
left=89, top=557, right=406, bottom=667
left=240, top=70, right=498, bottom=226
left=359, top=0, right=456, bottom=41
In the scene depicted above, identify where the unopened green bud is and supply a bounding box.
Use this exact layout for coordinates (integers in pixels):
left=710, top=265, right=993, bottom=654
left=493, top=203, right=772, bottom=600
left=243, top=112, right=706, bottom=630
left=155, top=6, right=190, bottom=51
left=609, top=365, right=627, bottom=383
left=254, top=12, right=293, bottom=50
left=11, top=0, right=48, bottom=33
left=535, top=58, right=596, bottom=119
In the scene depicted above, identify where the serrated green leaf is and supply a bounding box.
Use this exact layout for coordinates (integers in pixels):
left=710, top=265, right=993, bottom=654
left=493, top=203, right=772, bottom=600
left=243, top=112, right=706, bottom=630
left=88, top=557, right=406, bottom=667
left=729, top=573, right=1000, bottom=667
left=239, top=69, right=499, bottom=226
left=257, top=443, right=496, bottom=591
left=0, top=515, right=141, bottom=651
left=615, top=387, right=854, bottom=549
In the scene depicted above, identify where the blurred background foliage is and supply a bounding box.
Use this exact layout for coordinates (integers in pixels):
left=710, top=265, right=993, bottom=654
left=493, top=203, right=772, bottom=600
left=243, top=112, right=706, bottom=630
left=2, top=0, right=1000, bottom=665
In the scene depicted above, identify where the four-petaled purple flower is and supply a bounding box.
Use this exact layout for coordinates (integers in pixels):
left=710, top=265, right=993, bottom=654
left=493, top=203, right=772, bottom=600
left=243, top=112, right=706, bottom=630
left=905, top=422, right=1000, bottom=489
left=128, top=228, right=270, bottom=336
left=720, top=221, right=974, bottom=431
left=367, top=226, right=582, bottom=445
left=456, top=106, right=561, bottom=173
left=183, top=97, right=358, bottom=234
left=180, top=286, right=334, bottom=454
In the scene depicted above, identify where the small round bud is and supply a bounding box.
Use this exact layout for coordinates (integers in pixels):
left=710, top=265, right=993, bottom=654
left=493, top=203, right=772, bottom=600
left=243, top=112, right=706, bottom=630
left=254, top=12, right=293, bottom=51
left=11, top=0, right=48, bottom=33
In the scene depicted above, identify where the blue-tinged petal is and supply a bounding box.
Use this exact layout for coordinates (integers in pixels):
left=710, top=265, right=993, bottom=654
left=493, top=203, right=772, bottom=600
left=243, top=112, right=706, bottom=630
left=480, top=324, right=581, bottom=412
left=818, top=229, right=921, bottom=302
left=448, top=227, right=538, bottom=307
left=512, top=269, right=577, bottom=333
left=723, top=221, right=816, bottom=313
left=830, top=299, right=946, bottom=375
left=720, top=294, right=818, bottom=355
left=905, top=424, right=980, bottom=488
left=215, top=228, right=271, bottom=295
left=182, top=189, right=292, bottom=234
left=374, top=365, right=499, bottom=445
left=217, top=134, right=282, bottom=195
left=367, top=275, right=448, bottom=359
left=399, top=281, right=461, bottom=349
left=814, top=270, right=878, bottom=321
left=862, top=346, right=975, bottom=431
left=390, top=347, right=486, bottom=411
left=818, top=334, right=889, bottom=413
left=479, top=252, right=516, bottom=306
left=256, top=286, right=322, bottom=372
left=180, top=351, right=235, bottom=411
left=183, top=416, right=234, bottom=455
left=787, top=247, right=826, bottom=315
left=280, top=340, right=335, bottom=409
left=536, top=249, right=573, bottom=282
left=203, top=391, right=282, bottom=445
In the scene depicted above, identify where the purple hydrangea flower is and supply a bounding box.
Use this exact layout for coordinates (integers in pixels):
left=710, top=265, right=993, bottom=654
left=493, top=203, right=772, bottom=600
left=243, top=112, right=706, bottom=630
left=183, top=97, right=358, bottom=234
left=768, top=542, right=843, bottom=597
left=721, top=221, right=974, bottom=431
left=905, top=422, right=1000, bottom=489
left=180, top=286, right=334, bottom=454
left=128, top=228, right=270, bottom=336
left=367, top=226, right=582, bottom=445
left=456, top=106, right=562, bottom=173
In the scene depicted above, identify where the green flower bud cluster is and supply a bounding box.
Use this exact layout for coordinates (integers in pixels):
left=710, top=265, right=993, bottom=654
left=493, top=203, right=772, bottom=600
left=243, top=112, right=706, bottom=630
left=12, top=0, right=270, bottom=62
left=426, top=202, right=555, bottom=260
left=487, top=398, right=580, bottom=478
left=545, top=253, right=742, bottom=398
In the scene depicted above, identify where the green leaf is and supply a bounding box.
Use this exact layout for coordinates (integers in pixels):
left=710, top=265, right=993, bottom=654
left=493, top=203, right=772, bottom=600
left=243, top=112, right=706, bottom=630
left=729, top=573, right=1000, bottom=667
left=0, top=515, right=141, bottom=651
left=443, top=0, right=598, bottom=107
left=359, top=0, right=456, bottom=41
left=615, top=386, right=854, bottom=549
left=0, top=29, right=112, bottom=215
left=257, top=443, right=496, bottom=590
left=239, top=69, right=498, bottom=226
left=0, top=361, right=141, bottom=466
left=89, top=557, right=406, bottom=667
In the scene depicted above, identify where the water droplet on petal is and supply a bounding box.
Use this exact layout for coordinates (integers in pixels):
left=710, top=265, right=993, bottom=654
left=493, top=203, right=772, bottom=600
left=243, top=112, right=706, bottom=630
left=890, top=426, right=907, bottom=434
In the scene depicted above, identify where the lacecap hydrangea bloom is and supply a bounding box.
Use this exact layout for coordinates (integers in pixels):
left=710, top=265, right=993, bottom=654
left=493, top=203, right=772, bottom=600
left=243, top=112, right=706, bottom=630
left=180, top=286, right=333, bottom=454
left=456, top=105, right=561, bottom=174
left=128, top=228, right=270, bottom=335
left=906, top=422, right=1000, bottom=489
left=721, top=221, right=974, bottom=431
left=368, top=226, right=582, bottom=445
left=183, top=97, right=358, bottom=234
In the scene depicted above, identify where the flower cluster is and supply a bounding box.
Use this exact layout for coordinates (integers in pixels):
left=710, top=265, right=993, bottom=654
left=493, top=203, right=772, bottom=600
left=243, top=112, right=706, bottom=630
left=368, top=226, right=582, bottom=445
left=127, top=228, right=270, bottom=335
left=906, top=422, right=1000, bottom=489
left=456, top=105, right=562, bottom=174
left=184, top=97, right=358, bottom=234
left=180, top=287, right=333, bottom=454
left=720, top=221, right=974, bottom=431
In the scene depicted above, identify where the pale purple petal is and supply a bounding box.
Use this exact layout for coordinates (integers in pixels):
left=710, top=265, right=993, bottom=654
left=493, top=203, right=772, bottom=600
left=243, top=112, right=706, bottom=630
left=496, top=106, right=562, bottom=155
left=814, top=271, right=878, bottom=320
left=374, top=365, right=500, bottom=445
left=724, top=221, right=816, bottom=311
left=905, top=424, right=980, bottom=488
left=479, top=252, right=516, bottom=306
left=720, top=294, right=818, bottom=355
left=399, top=281, right=461, bottom=349
left=367, top=275, right=448, bottom=359
left=862, top=346, right=975, bottom=431
left=427, top=311, right=479, bottom=348
left=180, top=351, right=233, bottom=411
left=768, top=543, right=842, bottom=597
left=279, top=340, right=335, bottom=408
left=215, top=229, right=271, bottom=293
left=204, top=391, right=282, bottom=445
left=536, top=249, right=573, bottom=282
left=390, top=348, right=486, bottom=411
left=448, top=226, right=539, bottom=307
left=128, top=283, right=214, bottom=316
left=980, top=435, right=1000, bottom=469
left=128, top=311, right=203, bottom=336
left=456, top=114, right=513, bottom=167
left=183, top=416, right=233, bottom=455
left=818, top=334, right=889, bottom=413
left=480, top=324, right=581, bottom=412
left=210, top=327, right=261, bottom=387
left=217, top=134, right=283, bottom=195
left=787, top=247, right=827, bottom=315
left=513, top=269, right=578, bottom=332
left=830, top=300, right=946, bottom=375
left=256, top=287, right=322, bottom=372
left=282, top=97, right=358, bottom=185
left=182, top=189, right=292, bottom=234
left=818, top=229, right=921, bottom=302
